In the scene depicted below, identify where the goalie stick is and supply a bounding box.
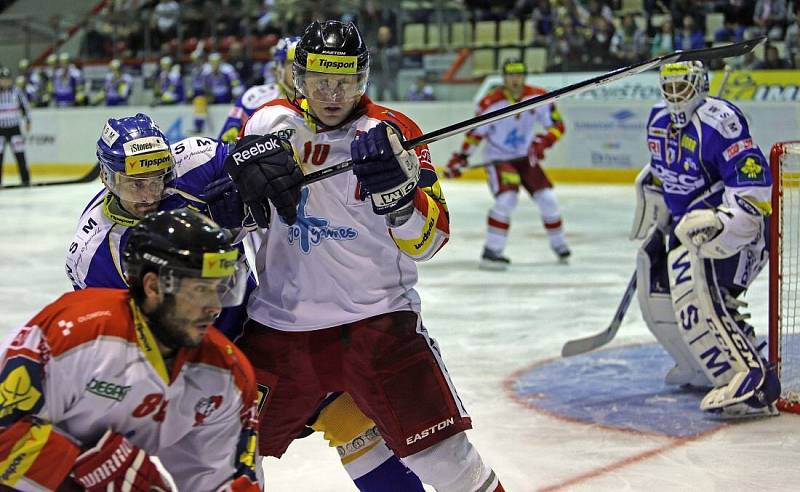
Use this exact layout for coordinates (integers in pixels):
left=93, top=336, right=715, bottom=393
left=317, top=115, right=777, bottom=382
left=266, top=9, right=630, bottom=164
left=560, top=63, right=737, bottom=357
left=302, top=37, right=764, bottom=185
left=561, top=272, right=637, bottom=357
left=0, top=162, right=101, bottom=190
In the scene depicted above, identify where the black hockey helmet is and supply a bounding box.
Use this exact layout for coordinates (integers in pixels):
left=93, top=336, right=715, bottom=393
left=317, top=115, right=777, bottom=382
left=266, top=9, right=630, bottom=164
left=501, top=58, right=527, bottom=75
left=293, top=20, right=370, bottom=103
left=123, top=208, right=246, bottom=307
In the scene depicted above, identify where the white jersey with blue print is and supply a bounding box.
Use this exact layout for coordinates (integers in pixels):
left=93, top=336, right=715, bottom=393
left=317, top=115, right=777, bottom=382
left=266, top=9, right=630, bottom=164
left=645, top=96, right=772, bottom=286
left=218, top=83, right=283, bottom=140
left=65, top=137, right=230, bottom=290
left=241, top=98, right=450, bottom=332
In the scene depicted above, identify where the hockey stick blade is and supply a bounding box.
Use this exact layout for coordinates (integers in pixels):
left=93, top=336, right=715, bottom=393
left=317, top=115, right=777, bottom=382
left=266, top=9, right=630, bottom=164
left=561, top=271, right=638, bottom=357
left=1, top=162, right=101, bottom=190
left=303, top=37, right=765, bottom=185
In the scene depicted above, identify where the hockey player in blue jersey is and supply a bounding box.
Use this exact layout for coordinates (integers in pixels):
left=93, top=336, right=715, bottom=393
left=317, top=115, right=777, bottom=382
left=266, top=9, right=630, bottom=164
left=631, top=61, right=780, bottom=418
left=218, top=36, right=300, bottom=143
left=66, top=113, right=425, bottom=491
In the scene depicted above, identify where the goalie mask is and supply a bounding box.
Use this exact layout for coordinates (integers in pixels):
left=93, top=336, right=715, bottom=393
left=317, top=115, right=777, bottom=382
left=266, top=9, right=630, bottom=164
left=122, top=208, right=248, bottom=311
left=659, top=61, right=708, bottom=128
left=97, top=113, right=175, bottom=212
left=293, top=20, right=369, bottom=107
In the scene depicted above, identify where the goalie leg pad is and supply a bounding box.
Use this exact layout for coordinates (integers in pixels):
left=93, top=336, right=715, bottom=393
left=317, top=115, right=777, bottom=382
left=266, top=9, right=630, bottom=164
left=668, top=245, right=774, bottom=410
left=667, top=245, right=743, bottom=389
left=637, top=229, right=710, bottom=387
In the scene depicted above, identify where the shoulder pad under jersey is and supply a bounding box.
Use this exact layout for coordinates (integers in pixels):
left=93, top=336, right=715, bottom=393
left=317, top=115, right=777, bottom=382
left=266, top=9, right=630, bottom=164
left=240, top=84, right=282, bottom=112
left=696, top=98, right=746, bottom=140
left=171, top=137, right=222, bottom=178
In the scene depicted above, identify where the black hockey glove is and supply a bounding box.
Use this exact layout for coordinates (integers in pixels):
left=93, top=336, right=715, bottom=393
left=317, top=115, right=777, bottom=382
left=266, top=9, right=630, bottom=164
left=224, top=134, right=304, bottom=226
left=351, top=123, right=420, bottom=215
left=203, top=176, right=249, bottom=229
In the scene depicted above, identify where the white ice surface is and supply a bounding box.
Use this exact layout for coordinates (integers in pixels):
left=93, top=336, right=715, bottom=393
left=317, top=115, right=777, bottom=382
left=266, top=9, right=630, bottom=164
left=1, top=180, right=798, bottom=491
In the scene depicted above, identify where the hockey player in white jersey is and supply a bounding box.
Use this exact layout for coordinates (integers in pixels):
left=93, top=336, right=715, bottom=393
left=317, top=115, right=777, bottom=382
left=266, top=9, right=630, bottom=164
left=631, top=61, right=780, bottom=417
left=213, top=20, right=505, bottom=492
left=70, top=113, right=427, bottom=490
left=0, top=208, right=260, bottom=491
left=446, top=58, right=570, bottom=268
left=218, top=36, right=300, bottom=144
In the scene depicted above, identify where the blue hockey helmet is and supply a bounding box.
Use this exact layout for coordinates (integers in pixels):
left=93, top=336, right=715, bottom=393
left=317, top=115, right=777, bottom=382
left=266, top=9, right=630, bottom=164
left=273, top=36, right=300, bottom=63
left=97, top=113, right=174, bottom=209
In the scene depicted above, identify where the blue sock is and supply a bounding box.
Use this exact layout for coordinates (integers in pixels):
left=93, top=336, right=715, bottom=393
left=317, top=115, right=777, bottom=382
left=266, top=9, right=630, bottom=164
left=352, top=455, right=424, bottom=492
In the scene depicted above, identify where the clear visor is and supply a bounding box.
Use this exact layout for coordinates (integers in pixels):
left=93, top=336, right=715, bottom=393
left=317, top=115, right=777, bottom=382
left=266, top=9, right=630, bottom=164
left=294, top=67, right=368, bottom=104
left=103, top=167, right=175, bottom=205
left=159, top=257, right=249, bottom=309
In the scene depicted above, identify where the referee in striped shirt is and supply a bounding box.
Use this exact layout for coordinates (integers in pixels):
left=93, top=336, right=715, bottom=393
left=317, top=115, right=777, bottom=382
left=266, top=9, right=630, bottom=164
left=0, top=65, right=31, bottom=186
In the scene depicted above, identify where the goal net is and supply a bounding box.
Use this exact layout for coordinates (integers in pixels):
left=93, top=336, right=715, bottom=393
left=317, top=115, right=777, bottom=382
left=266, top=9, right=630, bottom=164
left=769, top=141, right=800, bottom=413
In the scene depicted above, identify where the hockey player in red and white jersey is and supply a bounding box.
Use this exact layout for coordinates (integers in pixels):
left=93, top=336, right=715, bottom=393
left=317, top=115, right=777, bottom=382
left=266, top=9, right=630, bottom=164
left=211, top=20, right=504, bottom=492
left=446, top=58, right=570, bottom=268
left=0, top=208, right=260, bottom=491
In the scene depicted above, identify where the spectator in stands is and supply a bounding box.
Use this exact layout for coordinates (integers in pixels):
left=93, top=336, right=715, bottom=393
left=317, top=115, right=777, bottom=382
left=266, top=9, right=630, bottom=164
left=100, top=59, right=133, bottom=106
left=150, top=0, right=180, bottom=49
left=228, top=41, right=254, bottom=87
left=530, top=0, right=556, bottom=44
left=585, top=17, right=616, bottom=69
left=406, top=76, right=435, bottom=101
left=549, top=17, right=586, bottom=70
left=556, top=0, right=590, bottom=29
left=371, top=24, right=401, bottom=101
left=671, top=0, right=705, bottom=38
left=714, top=15, right=746, bottom=43
left=756, top=44, right=791, bottom=67
left=154, top=56, right=185, bottom=105
left=610, top=13, right=648, bottom=63
left=650, top=17, right=675, bottom=57
left=674, top=15, right=705, bottom=50
left=585, top=0, right=615, bottom=24
left=752, top=0, right=788, bottom=40
left=785, top=11, right=800, bottom=66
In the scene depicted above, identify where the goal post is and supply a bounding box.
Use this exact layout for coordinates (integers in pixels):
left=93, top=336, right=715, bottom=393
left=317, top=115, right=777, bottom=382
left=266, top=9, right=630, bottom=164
left=769, top=141, right=800, bottom=413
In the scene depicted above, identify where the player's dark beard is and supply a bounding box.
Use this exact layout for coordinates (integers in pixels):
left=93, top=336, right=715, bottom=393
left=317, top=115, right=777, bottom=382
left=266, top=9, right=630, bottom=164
left=148, top=295, right=202, bottom=351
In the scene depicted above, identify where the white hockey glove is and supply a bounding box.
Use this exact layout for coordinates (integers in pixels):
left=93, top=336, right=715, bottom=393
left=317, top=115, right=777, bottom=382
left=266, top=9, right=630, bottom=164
left=674, top=207, right=736, bottom=259
left=630, top=165, right=670, bottom=240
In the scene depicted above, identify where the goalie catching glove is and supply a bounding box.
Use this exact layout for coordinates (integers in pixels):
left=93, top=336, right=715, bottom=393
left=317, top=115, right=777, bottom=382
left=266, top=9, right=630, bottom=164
left=224, top=134, right=304, bottom=227
left=72, top=430, right=172, bottom=491
left=351, top=122, right=420, bottom=215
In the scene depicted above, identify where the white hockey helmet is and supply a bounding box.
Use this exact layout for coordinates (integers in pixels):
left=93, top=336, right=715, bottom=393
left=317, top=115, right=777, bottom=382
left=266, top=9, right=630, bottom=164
left=659, top=61, right=708, bottom=128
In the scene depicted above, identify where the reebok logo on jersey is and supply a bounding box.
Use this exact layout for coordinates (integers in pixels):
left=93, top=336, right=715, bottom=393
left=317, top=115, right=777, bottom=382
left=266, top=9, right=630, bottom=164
left=231, top=139, right=282, bottom=165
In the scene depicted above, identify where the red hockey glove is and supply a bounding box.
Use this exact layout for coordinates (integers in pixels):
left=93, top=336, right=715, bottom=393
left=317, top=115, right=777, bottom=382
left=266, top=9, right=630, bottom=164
left=528, top=133, right=556, bottom=164
left=216, top=475, right=262, bottom=492
left=72, top=430, right=172, bottom=492
left=445, top=153, right=468, bottom=178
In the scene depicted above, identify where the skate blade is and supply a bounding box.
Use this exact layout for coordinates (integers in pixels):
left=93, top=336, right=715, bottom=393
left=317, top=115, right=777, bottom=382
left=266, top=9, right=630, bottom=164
left=479, top=260, right=508, bottom=271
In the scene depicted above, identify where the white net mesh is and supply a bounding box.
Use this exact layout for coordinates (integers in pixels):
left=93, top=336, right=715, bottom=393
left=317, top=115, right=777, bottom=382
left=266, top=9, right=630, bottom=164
left=773, top=142, right=800, bottom=410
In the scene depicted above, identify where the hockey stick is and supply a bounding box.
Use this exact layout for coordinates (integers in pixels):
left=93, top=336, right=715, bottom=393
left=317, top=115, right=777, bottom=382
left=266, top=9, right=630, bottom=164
left=302, top=37, right=764, bottom=185
left=561, top=271, right=637, bottom=357
left=1, top=162, right=101, bottom=190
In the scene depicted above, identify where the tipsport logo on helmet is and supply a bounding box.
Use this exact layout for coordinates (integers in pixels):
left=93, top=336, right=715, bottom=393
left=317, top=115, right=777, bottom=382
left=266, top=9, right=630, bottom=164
left=306, top=53, right=358, bottom=74
left=123, top=136, right=172, bottom=175
left=201, top=250, right=239, bottom=278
